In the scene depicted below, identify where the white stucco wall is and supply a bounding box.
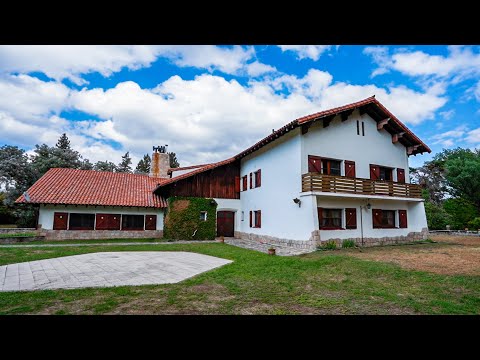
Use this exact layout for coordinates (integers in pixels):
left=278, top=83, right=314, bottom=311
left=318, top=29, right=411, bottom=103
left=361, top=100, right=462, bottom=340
left=238, top=129, right=317, bottom=240
left=38, top=204, right=164, bottom=230
left=315, top=196, right=427, bottom=240
left=301, top=110, right=410, bottom=181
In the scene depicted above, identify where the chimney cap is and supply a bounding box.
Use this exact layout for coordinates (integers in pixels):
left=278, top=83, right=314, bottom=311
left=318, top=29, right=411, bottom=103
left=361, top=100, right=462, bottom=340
left=153, top=145, right=168, bottom=153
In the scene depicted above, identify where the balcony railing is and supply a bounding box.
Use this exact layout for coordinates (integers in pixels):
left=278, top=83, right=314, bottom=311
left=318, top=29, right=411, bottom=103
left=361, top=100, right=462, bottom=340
left=302, top=173, right=423, bottom=199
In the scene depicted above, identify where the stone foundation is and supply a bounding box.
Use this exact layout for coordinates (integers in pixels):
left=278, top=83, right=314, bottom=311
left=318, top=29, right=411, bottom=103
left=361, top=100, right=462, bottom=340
left=233, top=228, right=429, bottom=251
left=0, top=228, right=37, bottom=234
left=234, top=231, right=316, bottom=250
left=311, top=227, right=429, bottom=248
left=40, top=229, right=164, bottom=241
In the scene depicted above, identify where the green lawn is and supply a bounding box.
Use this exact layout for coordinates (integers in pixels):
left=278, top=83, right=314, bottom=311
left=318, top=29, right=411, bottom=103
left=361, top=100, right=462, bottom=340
left=0, top=238, right=170, bottom=245
left=0, top=242, right=478, bottom=314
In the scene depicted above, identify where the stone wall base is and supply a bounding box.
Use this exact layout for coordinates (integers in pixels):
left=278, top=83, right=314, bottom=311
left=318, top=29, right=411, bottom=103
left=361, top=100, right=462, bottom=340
left=310, top=227, right=429, bottom=248
left=234, top=231, right=316, bottom=250
left=40, top=230, right=163, bottom=241
left=0, top=228, right=37, bottom=234
left=233, top=228, right=429, bottom=250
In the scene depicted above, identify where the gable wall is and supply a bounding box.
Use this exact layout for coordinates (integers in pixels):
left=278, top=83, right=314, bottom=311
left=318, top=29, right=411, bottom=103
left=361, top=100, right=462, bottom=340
left=301, top=110, right=410, bottom=181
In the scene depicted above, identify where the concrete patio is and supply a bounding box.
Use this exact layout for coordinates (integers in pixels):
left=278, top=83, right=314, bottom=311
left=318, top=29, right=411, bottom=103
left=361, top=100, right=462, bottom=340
left=0, top=251, right=232, bottom=292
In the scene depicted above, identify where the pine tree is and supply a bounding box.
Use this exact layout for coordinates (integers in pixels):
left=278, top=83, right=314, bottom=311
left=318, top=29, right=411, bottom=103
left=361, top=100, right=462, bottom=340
left=56, top=133, right=71, bottom=150
left=168, top=152, right=180, bottom=168
left=135, top=154, right=151, bottom=174
left=93, top=161, right=117, bottom=172
left=116, top=152, right=133, bottom=173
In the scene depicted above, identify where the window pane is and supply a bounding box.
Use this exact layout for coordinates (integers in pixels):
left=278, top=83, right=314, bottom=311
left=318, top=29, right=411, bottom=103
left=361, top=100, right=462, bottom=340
left=321, top=208, right=342, bottom=228
left=69, top=213, right=95, bottom=230
left=382, top=210, right=395, bottom=227
left=122, top=215, right=144, bottom=230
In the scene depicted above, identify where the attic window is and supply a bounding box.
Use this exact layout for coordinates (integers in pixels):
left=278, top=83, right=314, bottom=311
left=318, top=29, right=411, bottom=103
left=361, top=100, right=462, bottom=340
left=200, top=211, right=207, bottom=222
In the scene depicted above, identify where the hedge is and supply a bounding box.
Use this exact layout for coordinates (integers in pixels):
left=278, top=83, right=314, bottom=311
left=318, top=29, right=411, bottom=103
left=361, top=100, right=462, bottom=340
left=163, top=197, right=217, bottom=240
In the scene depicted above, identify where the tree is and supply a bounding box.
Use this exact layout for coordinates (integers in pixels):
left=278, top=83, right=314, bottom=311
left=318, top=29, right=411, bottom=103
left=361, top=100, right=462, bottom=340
left=135, top=154, right=151, bottom=174
left=94, top=161, right=117, bottom=172
left=0, top=145, right=37, bottom=205
left=56, top=133, right=71, bottom=150
left=443, top=197, right=478, bottom=230
left=168, top=152, right=180, bottom=168
left=410, top=160, right=447, bottom=205
left=440, top=148, right=480, bottom=212
left=424, top=201, right=452, bottom=230
left=80, top=159, right=94, bottom=170
left=116, top=152, right=133, bottom=173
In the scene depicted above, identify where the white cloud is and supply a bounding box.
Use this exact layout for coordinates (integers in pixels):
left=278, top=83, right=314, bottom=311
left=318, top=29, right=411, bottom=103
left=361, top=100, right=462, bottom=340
left=364, top=45, right=480, bottom=83
left=466, top=128, right=480, bottom=144
left=431, top=126, right=467, bottom=147
left=278, top=45, right=335, bottom=61
left=0, top=68, right=447, bottom=167
left=0, top=74, right=70, bottom=121
left=440, top=109, right=455, bottom=120
left=0, top=45, right=276, bottom=85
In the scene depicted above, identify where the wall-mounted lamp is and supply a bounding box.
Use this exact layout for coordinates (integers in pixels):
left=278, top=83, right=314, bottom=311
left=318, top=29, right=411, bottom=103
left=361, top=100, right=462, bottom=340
left=366, top=202, right=371, bottom=210
left=293, top=198, right=301, bottom=207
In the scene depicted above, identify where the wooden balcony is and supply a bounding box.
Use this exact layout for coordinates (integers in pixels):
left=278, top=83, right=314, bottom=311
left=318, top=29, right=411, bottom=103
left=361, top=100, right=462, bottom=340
left=302, top=173, right=423, bottom=199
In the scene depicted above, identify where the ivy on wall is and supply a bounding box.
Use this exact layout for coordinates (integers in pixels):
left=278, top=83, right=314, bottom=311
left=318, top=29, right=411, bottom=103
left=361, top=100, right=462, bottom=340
left=163, top=197, right=217, bottom=240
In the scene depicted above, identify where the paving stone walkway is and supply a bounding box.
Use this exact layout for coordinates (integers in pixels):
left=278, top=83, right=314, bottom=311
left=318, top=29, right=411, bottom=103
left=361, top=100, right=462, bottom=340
left=224, top=238, right=314, bottom=256
left=0, top=251, right=232, bottom=292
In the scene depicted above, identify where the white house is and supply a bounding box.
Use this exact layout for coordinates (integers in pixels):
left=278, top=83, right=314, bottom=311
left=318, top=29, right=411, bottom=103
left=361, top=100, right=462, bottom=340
left=18, top=96, right=429, bottom=249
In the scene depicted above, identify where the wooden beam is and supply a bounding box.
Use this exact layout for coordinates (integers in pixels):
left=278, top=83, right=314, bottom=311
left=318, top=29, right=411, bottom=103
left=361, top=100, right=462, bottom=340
left=392, top=132, right=405, bottom=144
left=407, top=145, right=421, bottom=155
left=341, top=109, right=354, bottom=122
left=301, top=122, right=312, bottom=135
left=323, top=115, right=335, bottom=128
left=359, top=106, right=368, bottom=116
left=377, top=118, right=391, bottom=130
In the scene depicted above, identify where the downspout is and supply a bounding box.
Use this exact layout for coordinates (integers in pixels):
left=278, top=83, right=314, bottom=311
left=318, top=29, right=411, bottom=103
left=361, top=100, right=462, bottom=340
left=360, top=206, right=364, bottom=246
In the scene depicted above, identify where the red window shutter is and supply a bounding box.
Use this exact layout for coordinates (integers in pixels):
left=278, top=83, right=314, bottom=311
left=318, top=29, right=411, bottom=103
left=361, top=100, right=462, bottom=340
left=345, top=208, right=357, bottom=229
left=145, top=215, right=157, bottom=230
left=372, top=209, right=383, bottom=228
left=344, top=161, right=356, bottom=178
left=257, top=210, right=261, bottom=228
left=370, top=164, right=380, bottom=180
left=250, top=173, right=253, bottom=189
left=249, top=211, right=252, bottom=228
left=109, top=214, right=121, bottom=230
left=235, top=176, right=240, bottom=192
left=399, top=210, right=407, bottom=228
left=256, top=169, right=261, bottom=187
left=317, top=207, right=323, bottom=229
left=95, top=214, right=108, bottom=230
left=242, top=176, right=247, bottom=191
left=53, top=212, right=68, bottom=230
left=397, top=168, right=405, bottom=183
left=308, top=155, right=322, bottom=173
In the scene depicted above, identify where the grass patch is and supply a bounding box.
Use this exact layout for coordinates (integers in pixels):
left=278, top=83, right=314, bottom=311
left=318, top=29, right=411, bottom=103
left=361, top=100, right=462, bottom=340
left=0, top=232, right=36, bottom=238
left=0, top=241, right=479, bottom=314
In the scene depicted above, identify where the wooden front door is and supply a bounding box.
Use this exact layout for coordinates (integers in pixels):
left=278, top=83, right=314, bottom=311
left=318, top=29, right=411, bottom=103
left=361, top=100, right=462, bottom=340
left=217, top=211, right=235, bottom=237
left=53, top=212, right=68, bottom=230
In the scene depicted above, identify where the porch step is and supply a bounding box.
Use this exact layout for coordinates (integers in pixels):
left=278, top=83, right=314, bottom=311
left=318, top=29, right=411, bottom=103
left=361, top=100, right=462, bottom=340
left=224, top=238, right=313, bottom=256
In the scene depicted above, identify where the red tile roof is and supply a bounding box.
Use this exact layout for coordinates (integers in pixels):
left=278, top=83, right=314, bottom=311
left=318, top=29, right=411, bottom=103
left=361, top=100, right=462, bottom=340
left=16, top=168, right=168, bottom=208
left=156, top=96, right=431, bottom=189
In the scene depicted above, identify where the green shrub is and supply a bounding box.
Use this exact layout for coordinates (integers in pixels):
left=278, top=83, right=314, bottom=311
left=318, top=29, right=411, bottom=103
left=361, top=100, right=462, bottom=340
left=467, top=217, right=480, bottom=230
left=319, top=240, right=337, bottom=250
left=342, top=239, right=355, bottom=248
left=163, top=197, right=217, bottom=240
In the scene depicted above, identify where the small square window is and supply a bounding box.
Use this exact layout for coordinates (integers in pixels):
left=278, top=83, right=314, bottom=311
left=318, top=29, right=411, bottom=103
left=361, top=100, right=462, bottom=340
left=200, top=211, right=207, bottom=222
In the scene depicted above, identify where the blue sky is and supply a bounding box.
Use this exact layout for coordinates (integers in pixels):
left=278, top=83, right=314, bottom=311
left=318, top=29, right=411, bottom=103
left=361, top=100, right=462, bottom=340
left=0, top=45, right=479, bottom=169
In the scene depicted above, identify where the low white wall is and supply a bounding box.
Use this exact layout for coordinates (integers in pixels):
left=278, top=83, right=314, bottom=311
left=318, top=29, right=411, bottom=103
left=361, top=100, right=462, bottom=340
left=38, top=204, right=164, bottom=230
left=315, top=196, right=427, bottom=241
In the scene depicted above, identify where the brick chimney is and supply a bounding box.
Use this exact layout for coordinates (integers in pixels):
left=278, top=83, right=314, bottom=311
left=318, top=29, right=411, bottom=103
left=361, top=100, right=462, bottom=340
left=151, top=145, right=169, bottom=178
